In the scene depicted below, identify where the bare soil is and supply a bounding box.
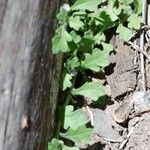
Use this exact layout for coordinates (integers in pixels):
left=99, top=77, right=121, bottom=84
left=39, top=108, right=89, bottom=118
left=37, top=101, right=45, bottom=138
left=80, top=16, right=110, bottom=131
left=83, top=37, right=150, bottom=150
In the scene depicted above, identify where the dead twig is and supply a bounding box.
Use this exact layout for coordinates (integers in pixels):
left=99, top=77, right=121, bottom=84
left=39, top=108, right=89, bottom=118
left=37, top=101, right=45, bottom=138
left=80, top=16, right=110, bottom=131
left=86, top=106, right=94, bottom=126
left=119, top=126, right=135, bottom=150
left=128, top=42, right=150, bottom=62
left=141, top=25, right=150, bottom=31
left=140, top=0, right=147, bottom=91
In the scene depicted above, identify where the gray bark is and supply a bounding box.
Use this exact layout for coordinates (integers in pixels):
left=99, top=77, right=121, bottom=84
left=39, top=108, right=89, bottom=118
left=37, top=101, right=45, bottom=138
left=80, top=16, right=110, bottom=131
left=0, top=0, right=62, bottom=150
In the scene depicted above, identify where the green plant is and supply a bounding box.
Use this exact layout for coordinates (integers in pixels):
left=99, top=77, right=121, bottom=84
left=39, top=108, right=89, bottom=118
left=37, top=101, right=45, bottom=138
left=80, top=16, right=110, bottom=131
left=48, top=0, right=142, bottom=149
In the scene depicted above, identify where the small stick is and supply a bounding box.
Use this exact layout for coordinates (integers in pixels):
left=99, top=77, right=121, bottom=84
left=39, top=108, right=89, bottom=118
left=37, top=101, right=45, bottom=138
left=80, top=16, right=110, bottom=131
left=86, top=106, right=94, bottom=126
left=128, top=42, right=150, bottom=62
left=141, top=25, right=150, bottom=30
left=119, top=126, right=135, bottom=149
left=140, top=0, right=147, bottom=91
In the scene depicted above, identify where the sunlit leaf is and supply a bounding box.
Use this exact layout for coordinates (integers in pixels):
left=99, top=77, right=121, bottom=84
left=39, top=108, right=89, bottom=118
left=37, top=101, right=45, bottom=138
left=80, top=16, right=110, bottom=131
left=64, top=105, right=88, bottom=130
left=81, top=48, right=109, bottom=72
left=72, top=82, right=106, bottom=101
left=116, top=24, right=134, bottom=42
left=52, top=26, right=72, bottom=54
left=60, top=125, right=92, bottom=144
left=71, top=0, right=101, bottom=11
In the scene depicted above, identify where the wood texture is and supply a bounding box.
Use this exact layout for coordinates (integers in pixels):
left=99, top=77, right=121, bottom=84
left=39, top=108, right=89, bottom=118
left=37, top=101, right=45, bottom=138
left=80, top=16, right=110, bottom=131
left=0, top=0, right=62, bottom=149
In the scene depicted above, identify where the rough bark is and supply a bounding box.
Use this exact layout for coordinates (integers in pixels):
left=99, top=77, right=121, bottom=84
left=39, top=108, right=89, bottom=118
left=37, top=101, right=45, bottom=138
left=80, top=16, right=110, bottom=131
left=0, top=0, right=62, bottom=150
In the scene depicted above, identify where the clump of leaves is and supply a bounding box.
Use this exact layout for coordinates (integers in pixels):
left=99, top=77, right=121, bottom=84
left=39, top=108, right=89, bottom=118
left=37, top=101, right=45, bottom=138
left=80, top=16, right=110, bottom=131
left=49, top=0, right=142, bottom=149
left=48, top=138, right=79, bottom=150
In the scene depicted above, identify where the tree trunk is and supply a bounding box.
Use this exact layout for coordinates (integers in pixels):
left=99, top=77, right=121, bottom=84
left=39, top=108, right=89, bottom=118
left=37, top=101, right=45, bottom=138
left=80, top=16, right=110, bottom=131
left=0, top=0, right=62, bottom=150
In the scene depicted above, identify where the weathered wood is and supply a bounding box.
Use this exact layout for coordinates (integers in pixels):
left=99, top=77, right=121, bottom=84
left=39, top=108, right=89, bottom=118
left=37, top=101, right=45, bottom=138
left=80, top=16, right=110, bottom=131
left=0, top=0, right=62, bottom=150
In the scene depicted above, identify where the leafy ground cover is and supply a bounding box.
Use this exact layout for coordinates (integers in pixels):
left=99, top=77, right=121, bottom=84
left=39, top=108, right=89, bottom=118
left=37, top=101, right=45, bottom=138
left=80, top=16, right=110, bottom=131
left=48, top=0, right=142, bottom=149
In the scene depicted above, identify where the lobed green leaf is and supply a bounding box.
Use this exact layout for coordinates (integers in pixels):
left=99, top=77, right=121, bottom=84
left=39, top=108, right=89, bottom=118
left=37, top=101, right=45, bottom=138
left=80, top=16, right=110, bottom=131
left=116, top=24, right=134, bottom=42
left=60, top=125, right=92, bottom=144
left=81, top=48, right=109, bottom=72
left=128, top=14, right=142, bottom=30
left=133, top=0, right=142, bottom=15
left=70, top=31, right=81, bottom=43
left=64, top=105, right=89, bottom=130
left=52, top=25, right=72, bottom=54
left=62, top=72, right=72, bottom=91
left=48, top=139, right=63, bottom=150
left=72, top=81, right=106, bottom=101
left=71, top=0, right=101, bottom=11
left=69, top=16, right=84, bottom=31
left=66, top=57, right=80, bottom=69
left=57, top=7, right=69, bottom=24
left=48, top=139, right=79, bottom=150
left=63, top=146, right=79, bottom=150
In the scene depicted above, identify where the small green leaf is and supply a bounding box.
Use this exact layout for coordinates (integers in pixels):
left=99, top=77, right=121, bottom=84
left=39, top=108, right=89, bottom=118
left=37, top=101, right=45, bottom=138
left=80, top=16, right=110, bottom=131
left=78, top=38, right=94, bottom=52
left=116, top=24, right=134, bottom=42
left=84, top=30, right=93, bottom=39
left=122, top=5, right=133, bottom=15
left=105, top=6, right=118, bottom=21
left=89, top=9, right=101, bottom=19
left=118, top=0, right=134, bottom=5
left=57, top=7, right=68, bottom=24
left=69, top=16, right=84, bottom=31
left=52, top=26, right=72, bottom=54
left=48, top=138, right=79, bottom=150
left=68, top=41, right=78, bottom=52
left=64, top=105, right=88, bottom=130
left=72, top=82, right=106, bottom=101
left=60, top=125, right=92, bottom=144
left=94, top=33, right=106, bottom=44
left=108, top=0, right=116, bottom=5
left=113, top=4, right=123, bottom=15
left=70, top=31, right=81, bottom=43
left=63, top=146, right=79, bottom=150
left=66, top=57, right=80, bottom=69
left=62, top=73, right=72, bottom=91
left=71, top=0, right=101, bottom=11
left=128, top=14, right=142, bottom=30
left=81, top=48, right=109, bottom=72
left=96, top=11, right=116, bottom=31
left=48, top=139, right=63, bottom=150
left=102, top=42, right=113, bottom=52
left=133, top=0, right=142, bottom=15
left=72, top=10, right=86, bottom=16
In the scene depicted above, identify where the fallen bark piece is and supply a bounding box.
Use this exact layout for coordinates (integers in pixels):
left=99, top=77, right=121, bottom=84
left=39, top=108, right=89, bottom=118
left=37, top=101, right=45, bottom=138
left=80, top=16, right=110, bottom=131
left=113, top=91, right=150, bottom=124
left=112, top=95, right=133, bottom=124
